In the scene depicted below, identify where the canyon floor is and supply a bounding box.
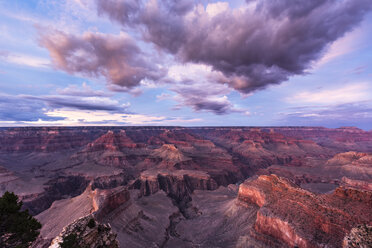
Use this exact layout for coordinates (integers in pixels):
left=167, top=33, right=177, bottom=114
left=0, top=126, right=371, bottom=247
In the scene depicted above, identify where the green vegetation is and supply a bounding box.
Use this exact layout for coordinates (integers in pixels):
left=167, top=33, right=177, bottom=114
left=0, top=191, right=42, bottom=248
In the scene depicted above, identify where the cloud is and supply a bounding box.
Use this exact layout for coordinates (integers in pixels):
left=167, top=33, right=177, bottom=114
left=347, top=66, right=367, bottom=75
left=158, top=63, right=247, bottom=114
left=31, top=0, right=371, bottom=117
left=21, top=94, right=129, bottom=112
left=206, top=2, right=229, bottom=18
left=0, top=92, right=203, bottom=126
left=281, top=102, right=372, bottom=129
left=0, top=51, right=9, bottom=57
left=2, top=109, right=202, bottom=126
left=174, top=92, right=236, bottom=115
left=0, top=91, right=130, bottom=125
left=315, top=23, right=364, bottom=68
left=96, top=0, right=141, bottom=25
left=0, top=50, right=50, bottom=68
left=38, top=29, right=166, bottom=91
left=96, top=0, right=372, bottom=94
left=0, top=94, right=63, bottom=121
left=56, top=82, right=112, bottom=97
left=288, top=83, right=371, bottom=105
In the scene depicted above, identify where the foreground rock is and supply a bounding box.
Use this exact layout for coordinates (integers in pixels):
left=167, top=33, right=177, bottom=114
left=32, top=173, right=372, bottom=248
left=343, top=224, right=372, bottom=248
left=49, top=215, right=119, bottom=248
left=34, top=185, right=130, bottom=246
left=238, top=174, right=372, bottom=248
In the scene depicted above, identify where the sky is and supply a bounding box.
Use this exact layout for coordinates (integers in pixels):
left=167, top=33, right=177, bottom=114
left=0, top=0, right=372, bottom=129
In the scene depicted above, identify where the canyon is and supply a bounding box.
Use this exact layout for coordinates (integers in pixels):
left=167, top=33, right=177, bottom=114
left=0, top=126, right=371, bottom=247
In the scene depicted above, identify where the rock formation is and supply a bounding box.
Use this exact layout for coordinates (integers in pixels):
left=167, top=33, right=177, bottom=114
left=49, top=215, right=119, bottom=248
left=343, top=224, right=372, bottom=248
left=93, top=186, right=131, bottom=220
left=238, top=174, right=372, bottom=247
left=132, top=169, right=218, bottom=197
left=151, top=144, right=190, bottom=168
left=34, top=184, right=130, bottom=247
left=0, top=126, right=371, bottom=247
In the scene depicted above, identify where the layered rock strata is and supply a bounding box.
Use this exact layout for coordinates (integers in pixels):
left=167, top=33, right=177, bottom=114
left=238, top=174, right=372, bottom=248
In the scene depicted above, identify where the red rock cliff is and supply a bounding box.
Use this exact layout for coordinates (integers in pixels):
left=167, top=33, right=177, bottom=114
left=238, top=174, right=372, bottom=247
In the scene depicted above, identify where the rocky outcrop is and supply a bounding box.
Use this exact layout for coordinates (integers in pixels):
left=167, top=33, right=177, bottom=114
left=238, top=174, right=372, bottom=248
left=49, top=215, right=119, bottom=248
left=72, top=130, right=145, bottom=168
left=132, top=169, right=218, bottom=198
left=343, top=224, right=372, bottom=248
left=92, top=186, right=131, bottom=220
left=342, top=177, right=372, bottom=191
left=131, top=169, right=219, bottom=217
left=254, top=209, right=312, bottom=248
left=84, top=130, right=139, bottom=152
left=327, top=151, right=372, bottom=166
left=34, top=185, right=130, bottom=246
left=91, top=173, right=133, bottom=190
left=148, top=129, right=213, bottom=147
left=152, top=144, right=190, bottom=164
left=333, top=186, right=372, bottom=203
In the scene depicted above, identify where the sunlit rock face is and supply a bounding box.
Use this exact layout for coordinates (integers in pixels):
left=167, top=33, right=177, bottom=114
left=238, top=174, right=372, bottom=248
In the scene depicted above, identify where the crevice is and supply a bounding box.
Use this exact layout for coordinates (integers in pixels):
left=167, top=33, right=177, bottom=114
left=159, top=205, right=196, bottom=248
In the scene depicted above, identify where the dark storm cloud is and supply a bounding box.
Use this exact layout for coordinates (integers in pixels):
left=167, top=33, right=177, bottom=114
left=38, top=29, right=165, bottom=91
left=96, top=0, right=372, bottom=93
